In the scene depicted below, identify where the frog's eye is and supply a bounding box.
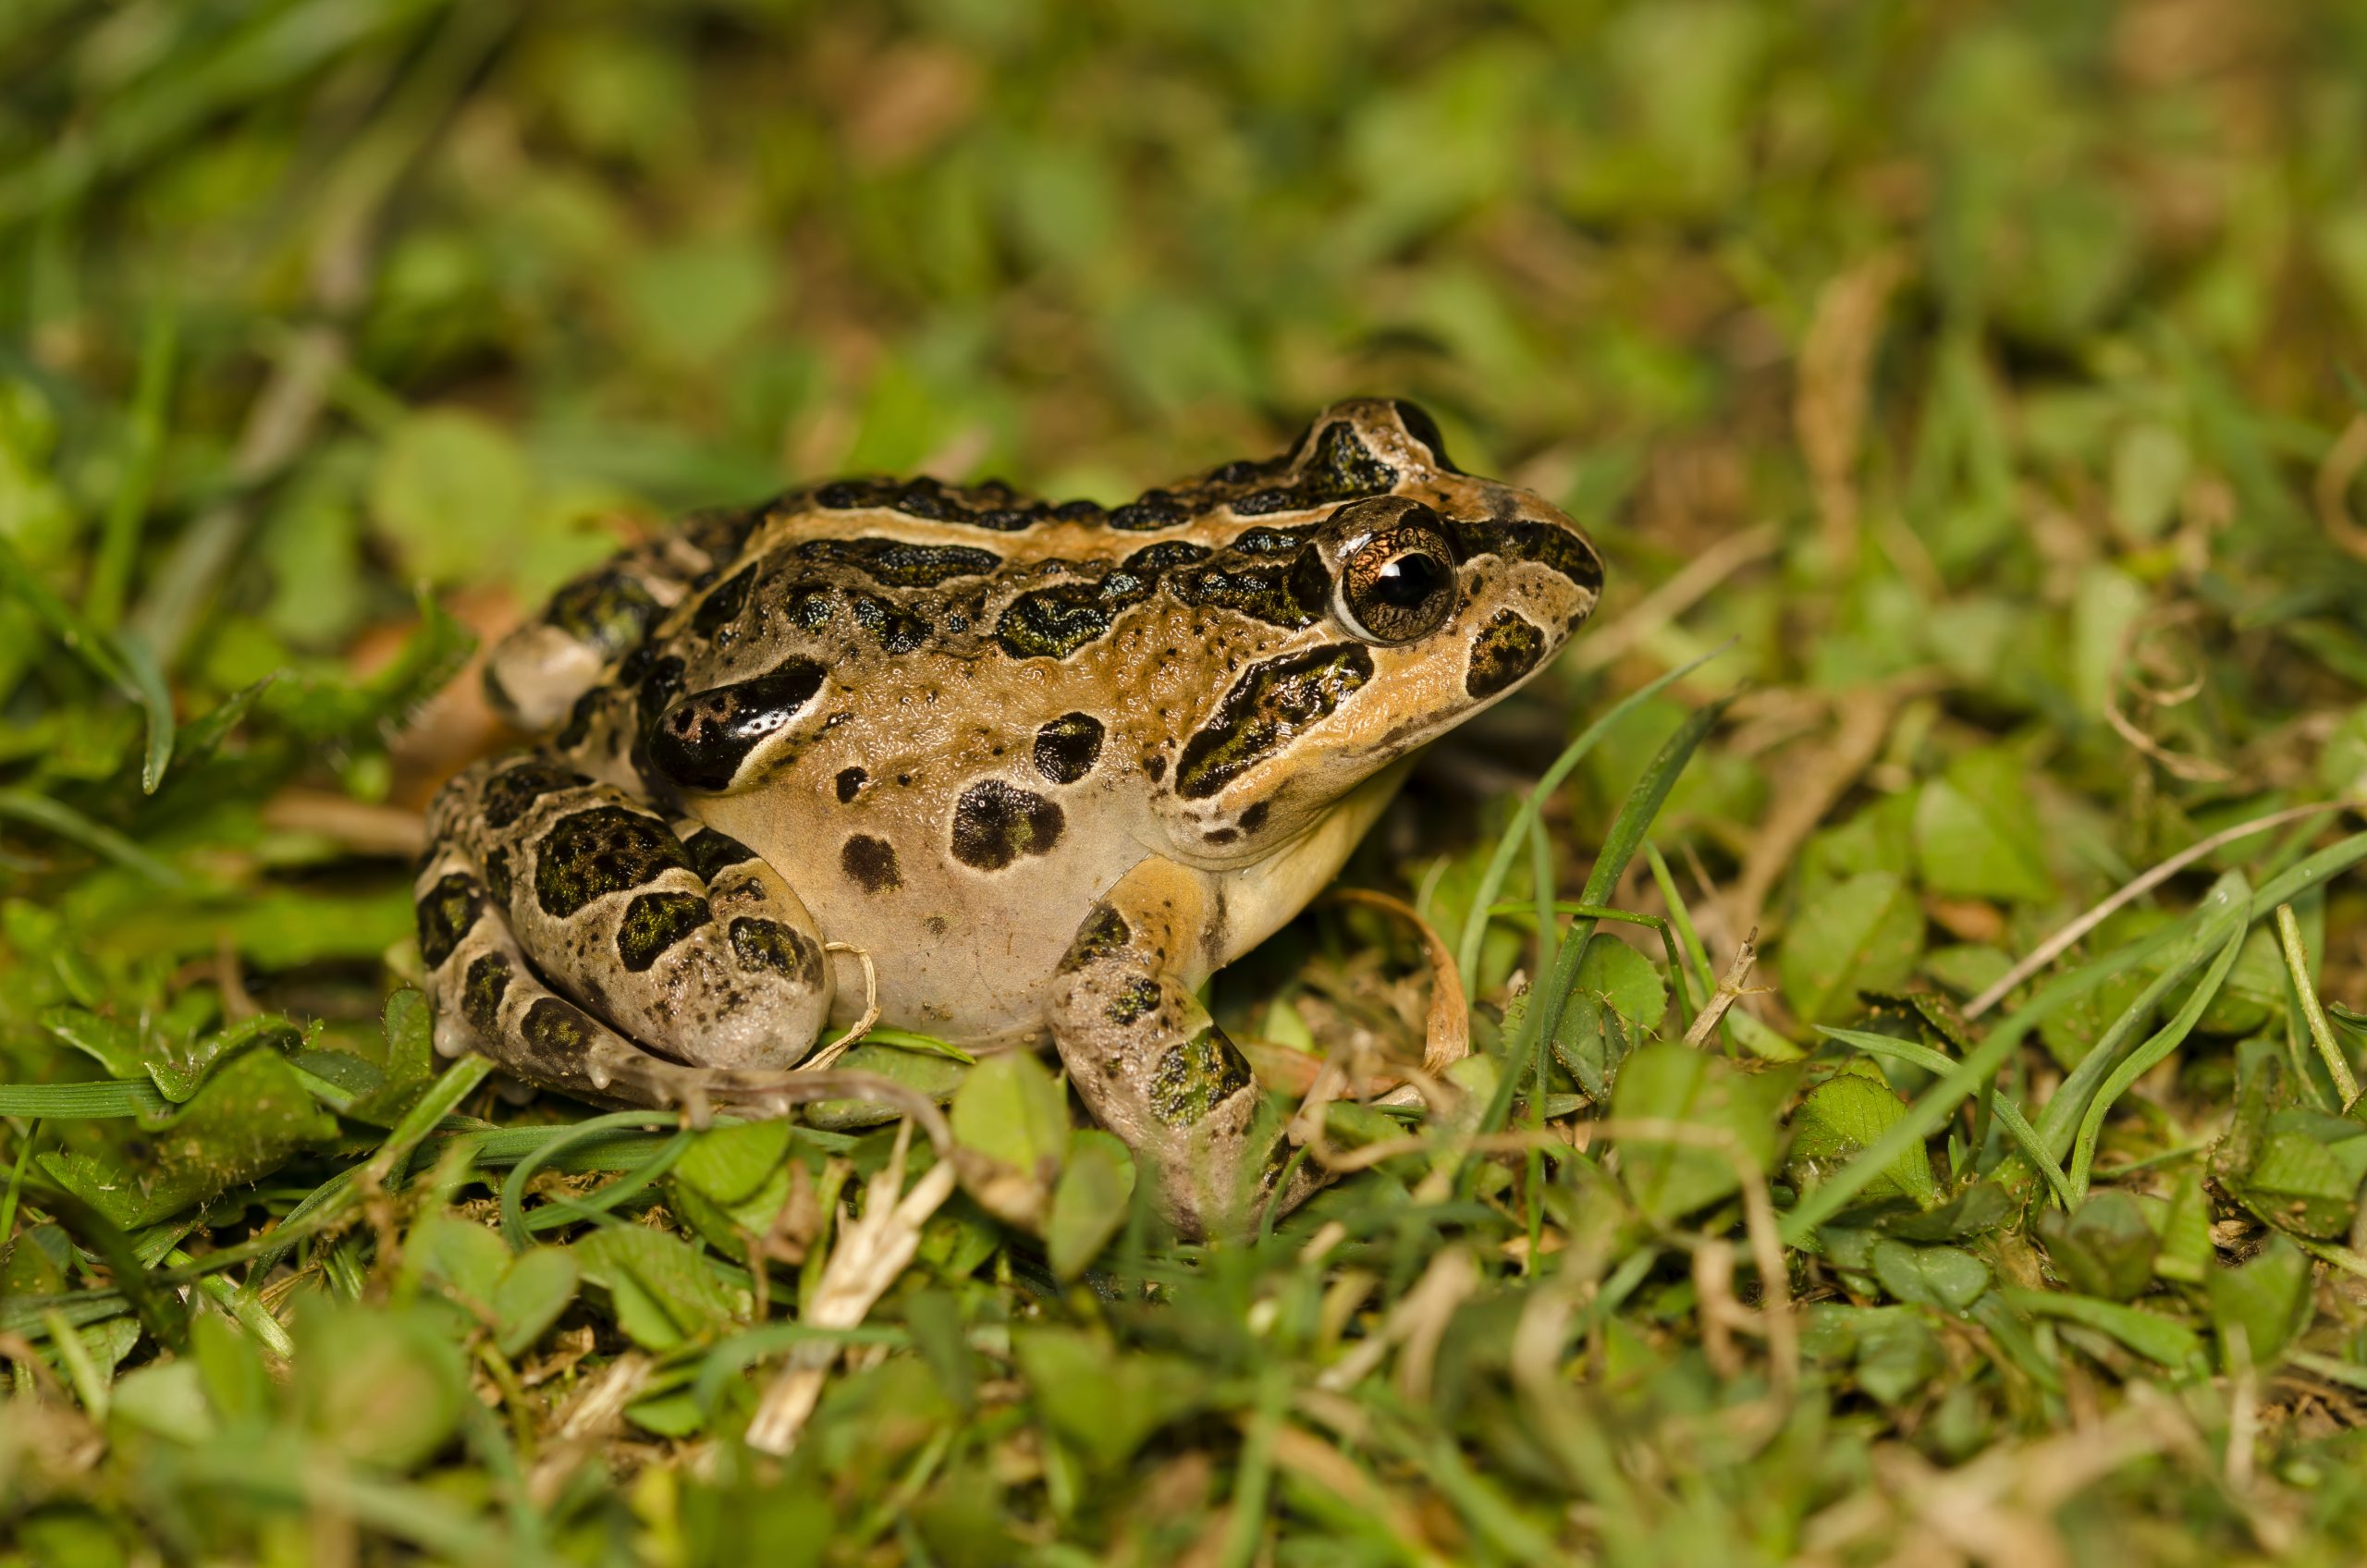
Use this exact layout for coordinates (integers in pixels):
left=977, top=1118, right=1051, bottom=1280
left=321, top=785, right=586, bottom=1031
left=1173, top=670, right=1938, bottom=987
left=1334, top=502, right=1458, bottom=644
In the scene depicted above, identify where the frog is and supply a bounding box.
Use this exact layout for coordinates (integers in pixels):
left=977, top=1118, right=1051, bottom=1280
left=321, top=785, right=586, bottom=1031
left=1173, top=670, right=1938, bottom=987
left=413, top=398, right=1602, bottom=1231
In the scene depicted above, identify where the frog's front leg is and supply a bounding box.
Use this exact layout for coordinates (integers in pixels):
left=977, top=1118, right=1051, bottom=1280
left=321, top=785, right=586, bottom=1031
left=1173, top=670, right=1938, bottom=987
left=415, top=753, right=833, bottom=1084
left=1047, top=857, right=1309, bottom=1236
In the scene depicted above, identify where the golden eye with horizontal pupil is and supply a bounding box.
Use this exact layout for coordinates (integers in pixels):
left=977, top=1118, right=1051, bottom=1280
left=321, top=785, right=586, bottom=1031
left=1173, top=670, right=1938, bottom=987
left=1334, top=504, right=1459, bottom=643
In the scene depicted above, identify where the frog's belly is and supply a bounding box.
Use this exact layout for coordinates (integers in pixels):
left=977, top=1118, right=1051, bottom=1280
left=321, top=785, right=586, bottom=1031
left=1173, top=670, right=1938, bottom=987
left=690, top=790, right=1151, bottom=1047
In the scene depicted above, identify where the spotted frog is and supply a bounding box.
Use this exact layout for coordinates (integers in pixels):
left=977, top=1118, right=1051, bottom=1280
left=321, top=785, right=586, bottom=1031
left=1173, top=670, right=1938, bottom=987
left=415, top=399, right=1602, bottom=1230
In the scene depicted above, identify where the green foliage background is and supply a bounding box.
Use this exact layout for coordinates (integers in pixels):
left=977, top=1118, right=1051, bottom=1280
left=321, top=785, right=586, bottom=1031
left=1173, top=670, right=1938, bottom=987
left=9, top=1, right=2367, bottom=1562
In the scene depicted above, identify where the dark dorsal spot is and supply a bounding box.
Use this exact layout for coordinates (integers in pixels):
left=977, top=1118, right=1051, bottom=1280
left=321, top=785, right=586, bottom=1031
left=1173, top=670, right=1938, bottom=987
left=415, top=873, right=482, bottom=969
left=1298, top=420, right=1398, bottom=504
left=484, top=847, right=514, bottom=908
left=1390, top=399, right=1462, bottom=472
left=547, top=569, right=661, bottom=659
left=1107, top=978, right=1162, bottom=1026
left=796, top=536, right=1001, bottom=587
left=1122, top=540, right=1212, bottom=574
left=1175, top=643, right=1375, bottom=800
left=649, top=659, right=828, bottom=792
left=1033, top=713, right=1105, bottom=785
left=1060, top=902, right=1133, bottom=973
left=1146, top=755, right=1167, bottom=782
left=950, top=780, right=1065, bottom=871
left=691, top=566, right=756, bottom=639
left=1110, top=490, right=1189, bottom=532
left=1149, top=1029, right=1254, bottom=1127
left=1239, top=801, right=1270, bottom=833
left=730, top=916, right=824, bottom=987
left=997, top=584, right=1114, bottom=660
left=521, top=997, right=602, bottom=1058
left=841, top=834, right=902, bottom=893
left=481, top=758, right=589, bottom=829
left=1205, top=827, right=1238, bottom=845
left=461, top=952, right=510, bottom=1034
left=683, top=827, right=759, bottom=881
left=617, top=890, right=712, bottom=972
left=849, top=592, right=930, bottom=654
left=1446, top=517, right=1605, bottom=596
left=1466, top=609, right=1549, bottom=698
left=835, top=766, right=867, bottom=803
left=534, top=805, right=693, bottom=918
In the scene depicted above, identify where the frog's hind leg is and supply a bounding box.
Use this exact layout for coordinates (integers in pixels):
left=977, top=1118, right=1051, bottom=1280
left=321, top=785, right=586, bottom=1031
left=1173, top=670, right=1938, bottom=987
left=1045, top=857, right=1318, bottom=1237
left=417, top=846, right=937, bottom=1133
left=417, top=752, right=833, bottom=1074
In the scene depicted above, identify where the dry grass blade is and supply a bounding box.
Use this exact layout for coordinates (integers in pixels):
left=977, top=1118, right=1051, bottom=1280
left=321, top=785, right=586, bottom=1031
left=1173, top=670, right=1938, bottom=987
left=743, top=1121, right=957, bottom=1455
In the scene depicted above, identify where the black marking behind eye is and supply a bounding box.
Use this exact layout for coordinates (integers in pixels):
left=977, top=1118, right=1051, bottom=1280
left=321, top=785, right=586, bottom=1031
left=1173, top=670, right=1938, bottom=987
left=617, top=890, right=711, bottom=972
left=1175, top=643, right=1375, bottom=800
left=462, top=952, right=510, bottom=1034
left=684, top=827, right=759, bottom=881
left=835, top=766, right=867, bottom=803
left=481, top=759, right=589, bottom=829
left=416, top=873, right=481, bottom=968
left=950, top=780, right=1065, bottom=871
left=1466, top=609, right=1549, bottom=698
left=841, top=835, right=902, bottom=893
left=692, top=566, right=756, bottom=639
left=547, top=569, right=661, bottom=659
left=1060, top=903, right=1133, bottom=973
left=730, top=916, right=824, bottom=987
left=1122, top=540, right=1212, bottom=573
left=649, top=659, right=828, bottom=792
left=534, top=805, right=693, bottom=917
left=521, top=997, right=602, bottom=1058
left=796, top=537, right=1001, bottom=587
left=1033, top=713, right=1105, bottom=785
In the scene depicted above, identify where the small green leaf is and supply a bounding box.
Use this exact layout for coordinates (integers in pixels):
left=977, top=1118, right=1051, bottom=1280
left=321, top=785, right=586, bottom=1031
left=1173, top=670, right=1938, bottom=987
left=492, top=1247, right=581, bottom=1358
left=1912, top=749, right=2053, bottom=904
left=1787, top=1060, right=1941, bottom=1210
left=805, top=1041, right=968, bottom=1131
left=574, top=1224, right=742, bottom=1352
left=673, top=1119, right=793, bottom=1208
left=382, top=987, right=434, bottom=1085
left=1048, top=1129, right=1136, bottom=1281
left=1855, top=1313, right=1946, bottom=1408
left=1870, top=1239, right=1990, bottom=1313
left=2226, top=1129, right=2358, bottom=1240
left=1779, top=872, right=1925, bottom=1025
left=1999, top=1288, right=2205, bottom=1374
left=1012, top=1327, right=1204, bottom=1471
left=2207, top=1234, right=2312, bottom=1371
left=2153, top=1169, right=2214, bottom=1284
left=1609, top=1042, right=1794, bottom=1224
left=1574, top=940, right=1668, bottom=1035
left=950, top=1050, right=1070, bottom=1181
left=2037, top=1190, right=2159, bottom=1303
left=294, top=1303, right=469, bottom=1473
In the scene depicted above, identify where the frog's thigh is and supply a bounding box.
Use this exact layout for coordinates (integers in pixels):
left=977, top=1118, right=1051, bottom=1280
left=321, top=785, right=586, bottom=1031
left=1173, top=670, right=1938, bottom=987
left=1045, top=856, right=1293, bottom=1236
left=421, top=753, right=832, bottom=1073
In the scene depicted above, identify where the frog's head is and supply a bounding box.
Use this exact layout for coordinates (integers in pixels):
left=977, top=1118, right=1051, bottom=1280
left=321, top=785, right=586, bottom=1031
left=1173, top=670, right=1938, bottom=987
left=1158, top=398, right=1604, bottom=864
